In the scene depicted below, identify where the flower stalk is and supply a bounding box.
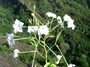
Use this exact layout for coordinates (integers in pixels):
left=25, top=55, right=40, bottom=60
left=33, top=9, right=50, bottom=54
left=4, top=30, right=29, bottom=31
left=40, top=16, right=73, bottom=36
left=32, top=36, right=41, bottom=67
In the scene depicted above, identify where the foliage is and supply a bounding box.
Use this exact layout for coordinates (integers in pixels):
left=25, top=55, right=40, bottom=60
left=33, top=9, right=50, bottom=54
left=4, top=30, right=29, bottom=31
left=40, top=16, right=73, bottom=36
left=0, top=43, right=13, bottom=54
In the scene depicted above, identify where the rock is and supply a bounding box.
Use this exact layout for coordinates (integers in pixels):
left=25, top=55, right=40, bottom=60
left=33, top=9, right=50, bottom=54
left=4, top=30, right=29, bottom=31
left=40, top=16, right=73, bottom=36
left=13, top=42, right=35, bottom=51
left=0, top=52, right=27, bottom=67
left=0, top=39, right=6, bottom=46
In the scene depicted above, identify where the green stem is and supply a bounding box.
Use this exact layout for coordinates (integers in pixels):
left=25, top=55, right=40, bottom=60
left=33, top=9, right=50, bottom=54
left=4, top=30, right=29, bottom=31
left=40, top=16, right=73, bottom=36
left=43, top=38, right=47, bottom=64
left=32, top=45, right=38, bottom=67
left=32, top=5, right=36, bottom=25
left=50, top=27, right=67, bottom=50
left=54, top=30, right=68, bottom=65
left=50, top=18, right=54, bottom=29
left=50, top=24, right=59, bottom=33
left=1, top=35, right=20, bottom=38
left=19, top=50, right=36, bottom=54
left=32, top=36, right=41, bottom=67
left=14, top=38, right=28, bottom=40
left=37, top=51, right=44, bottom=59
left=44, top=41, right=47, bottom=64
left=45, top=44, right=56, bottom=56
left=34, top=5, right=36, bottom=16
left=32, top=13, right=43, bottom=25
left=50, top=28, right=68, bottom=65
left=49, top=31, right=61, bottom=51
left=43, top=17, right=48, bottom=24
left=55, top=44, right=68, bottom=66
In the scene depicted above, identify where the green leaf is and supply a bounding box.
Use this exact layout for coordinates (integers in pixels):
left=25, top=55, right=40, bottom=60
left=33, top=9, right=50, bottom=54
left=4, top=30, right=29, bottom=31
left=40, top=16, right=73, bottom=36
left=44, top=62, right=50, bottom=67
left=50, top=64, right=56, bottom=67
left=44, top=62, right=56, bottom=67
left=56, top=32, right=61, bottom=42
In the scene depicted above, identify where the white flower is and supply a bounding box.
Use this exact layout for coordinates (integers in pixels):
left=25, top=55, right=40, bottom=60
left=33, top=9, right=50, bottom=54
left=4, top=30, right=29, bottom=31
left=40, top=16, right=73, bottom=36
left=38, top=25, right=49, bottom=36
left=12, top=19, right=24, bottom=33
left=63, top=14, right=72, bottom=21
left=55, top=55, right=62, bottom=64
left=27, top=26, right=38, bottom=33
left=6, top=33, right=15, bottom=48
left=63, top=14, right=75, bottom=30
left=57, top=16, right=64, bottom=28
left=57, top=16, right=62, bottom=24
left=13, top=49, right=20, bottom=58
left=67, top=19, right=75, bottom=30
left=72, top=24, right=75, bottom=30
left=45, top=12, right=57, bottom=18
left=67, top=64, right=76, bottom=67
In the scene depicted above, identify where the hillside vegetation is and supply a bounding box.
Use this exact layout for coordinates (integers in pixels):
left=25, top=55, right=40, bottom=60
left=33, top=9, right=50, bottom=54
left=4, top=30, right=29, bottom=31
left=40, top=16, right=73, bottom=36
left=0, top=0, right=90, bottom=67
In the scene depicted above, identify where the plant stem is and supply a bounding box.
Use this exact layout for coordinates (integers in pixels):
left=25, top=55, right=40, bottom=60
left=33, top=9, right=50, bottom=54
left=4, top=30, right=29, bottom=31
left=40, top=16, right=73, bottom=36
left=37, top=51, right=44, bottom=59
left=19, top=50, right=36, bottom=54
left=53, top=29, right=68, bottom=65
left=14, top=38, right=28, bottom=40
left=49, top=31, right=61, bottom=51
left=50, top=24, right=59, bottom=32
left=43, top=17, right=48, bottom=24
left=56, top=44, right=68, bottom=66
left=44, top=43, right=47, bottom=63
left=31, top=36, right=41, bottom=67
left=45, top=44, right=56, bottom=56
left=32, top=45, right=37, bottom=67
left=42, top=39, right=47, bottom=64
left=50, top=18, right=54, bottom=29
left=1, top=35, right=20, bottom=38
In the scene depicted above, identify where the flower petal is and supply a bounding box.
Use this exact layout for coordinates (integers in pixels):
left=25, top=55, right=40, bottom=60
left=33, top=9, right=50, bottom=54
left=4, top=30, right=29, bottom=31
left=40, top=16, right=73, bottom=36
left=38, top=25, right=49, bottom=36
left=67, top=64, right=76, bottom=67
left=55, top=55, right=62, bottom=64
left=6, top=33, right=15, bottom=48
left=12, top=19, right=24, bottom=33
left=13, top=49, right=20, bottom=58
left=46, top=12, right=57, bottom=18
left=63, top=14, right=72, bottom=21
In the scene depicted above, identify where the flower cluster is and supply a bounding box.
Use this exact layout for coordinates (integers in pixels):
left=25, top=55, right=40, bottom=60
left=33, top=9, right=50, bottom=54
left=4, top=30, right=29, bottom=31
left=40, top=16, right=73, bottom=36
left=46, top=12, right=75, bottom=30
left=12, top=19, right=49, bottom=36
left=6, top=11, right=76, bottom=67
